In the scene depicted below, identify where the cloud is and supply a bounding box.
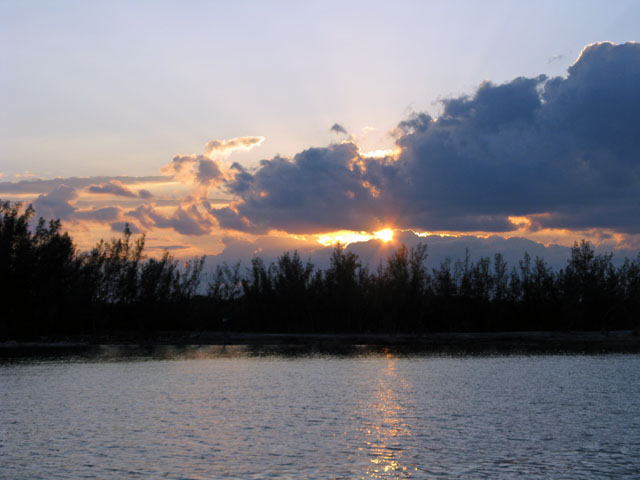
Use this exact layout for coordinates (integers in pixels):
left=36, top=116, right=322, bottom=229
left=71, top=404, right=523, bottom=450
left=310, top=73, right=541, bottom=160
left=210, top=143, right=389, bottom=234
left=32, top=185, right=77, bottom=220
left=211, top=42, right=640, bottom=237
left=74, top=206, right=122, bottom=222
left=204, top=136, right=265, bottom=157
left=33, top=185, right=129, bottom=225
left=13, top=177, right=160, bottom=227
left=86, top=180, right=137, bottom=198
left=161, top=154, right=200, bottom=181
left=9, top=42, right=640, bottom=253
left=110, top=221, right=142, bottom=234
left=196, top=158, right=222, bottom=185
left=207, top=229, right=635, bottom=273
left=126, top=204, right=213, bottom=236
left=329, top=123, right=349, bottom=135
left=0, top=176, right=166, bottom=195
left=161, top=137, right=264, bottom=197
left=147, top=244, right=190, bottom=251
left=346, top=231, right=575, bottom=271
left=208, top=229, right=639, bottom=276
left=207, top=232, right=327, bottom=268
left=161, top=154, right=225, bottom=200
left=548, top=53, right=564, bottom=63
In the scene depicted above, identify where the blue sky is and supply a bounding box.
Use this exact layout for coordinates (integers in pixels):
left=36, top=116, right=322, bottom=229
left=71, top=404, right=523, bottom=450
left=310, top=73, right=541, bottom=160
left=3, top=0, right=638, bottom=177
left=1, top=1, right=640, bottom=262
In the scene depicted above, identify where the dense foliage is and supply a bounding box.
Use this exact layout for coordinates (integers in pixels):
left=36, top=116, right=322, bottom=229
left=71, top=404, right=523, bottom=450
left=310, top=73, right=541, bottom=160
left=1, top=201, right=639, bottom=339
left=0, top=201, right=204, bottom=338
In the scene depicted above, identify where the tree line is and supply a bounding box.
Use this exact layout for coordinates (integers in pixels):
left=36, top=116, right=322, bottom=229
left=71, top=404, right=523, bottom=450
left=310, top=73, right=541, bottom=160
left=1, top=201, right=204, bottom=338
left=1, top=200, right=639, bottom=339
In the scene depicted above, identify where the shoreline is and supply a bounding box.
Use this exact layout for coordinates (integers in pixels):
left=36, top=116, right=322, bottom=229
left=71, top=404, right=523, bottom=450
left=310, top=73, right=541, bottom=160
left=2, top=330, right=640, bottom=357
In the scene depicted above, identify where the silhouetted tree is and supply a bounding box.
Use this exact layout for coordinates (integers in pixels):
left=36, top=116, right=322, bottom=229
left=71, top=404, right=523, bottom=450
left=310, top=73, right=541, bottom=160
left=492, top=253, right=509, bottom=302
left=3, top=198, right=640, bottom=339
left=1, top=201, right=78, bottom=337
left=324, top=243, right=365, bottom=331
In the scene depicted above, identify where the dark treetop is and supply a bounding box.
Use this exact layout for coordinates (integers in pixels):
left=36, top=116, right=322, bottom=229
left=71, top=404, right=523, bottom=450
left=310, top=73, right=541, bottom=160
left=1, top=200, right=639, bottom=340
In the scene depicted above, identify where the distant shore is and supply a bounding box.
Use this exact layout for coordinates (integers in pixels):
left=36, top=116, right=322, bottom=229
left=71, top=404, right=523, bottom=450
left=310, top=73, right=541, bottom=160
left=2, top=330, right=639, bottom=358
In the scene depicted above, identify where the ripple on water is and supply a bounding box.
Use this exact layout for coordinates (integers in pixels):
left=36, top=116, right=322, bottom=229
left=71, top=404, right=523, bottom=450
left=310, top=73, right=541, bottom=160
left=1, top=354, right=640, bottom=479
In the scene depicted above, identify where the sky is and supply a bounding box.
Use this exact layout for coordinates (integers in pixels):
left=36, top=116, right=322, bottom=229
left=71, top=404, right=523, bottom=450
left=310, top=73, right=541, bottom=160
left=1, top=0, right=640, bottom=267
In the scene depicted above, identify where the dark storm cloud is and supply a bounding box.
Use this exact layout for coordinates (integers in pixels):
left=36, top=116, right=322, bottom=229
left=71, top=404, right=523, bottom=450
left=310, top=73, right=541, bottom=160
left=209, top=143, right=391, bottom=234
left=393, top=41, right=640, bottom=232
left=213, top=42, right=640, bottom=235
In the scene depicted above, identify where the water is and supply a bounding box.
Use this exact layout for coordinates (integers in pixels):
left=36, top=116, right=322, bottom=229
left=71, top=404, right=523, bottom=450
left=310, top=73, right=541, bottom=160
left=1, top=349, right=639, bottom=479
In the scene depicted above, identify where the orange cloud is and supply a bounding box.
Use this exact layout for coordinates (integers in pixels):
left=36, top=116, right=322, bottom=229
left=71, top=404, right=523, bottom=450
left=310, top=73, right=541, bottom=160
left=204, top=136, right=265, bottom=157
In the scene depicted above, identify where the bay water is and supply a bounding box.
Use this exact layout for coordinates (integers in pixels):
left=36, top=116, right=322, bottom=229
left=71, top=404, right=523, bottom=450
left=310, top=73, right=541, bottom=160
left=1, top=349, right=639, bottom=478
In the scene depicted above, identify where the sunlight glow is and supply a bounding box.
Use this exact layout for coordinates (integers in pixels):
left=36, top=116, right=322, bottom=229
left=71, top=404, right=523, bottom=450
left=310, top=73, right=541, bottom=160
left=361, top=354, right=413, bottom=478
left=414, top=230, right=460, bottom=238
left=508, top=216, right=532, bottom=228
left=316, top=230, right=375, bottom=246
left=374, top=229, right=394, bottom=242
left=361, top=149, right=394, bottom=158
left=316, top=228, right=393, bottom=246
left=360, top=147, right=402, bottom=159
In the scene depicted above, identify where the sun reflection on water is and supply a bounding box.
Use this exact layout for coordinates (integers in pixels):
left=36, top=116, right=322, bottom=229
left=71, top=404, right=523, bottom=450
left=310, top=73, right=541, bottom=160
left=358, top=351, right=416, bottom=478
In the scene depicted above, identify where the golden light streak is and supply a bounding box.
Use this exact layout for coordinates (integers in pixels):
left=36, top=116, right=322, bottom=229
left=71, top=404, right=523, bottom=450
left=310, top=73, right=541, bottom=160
left=128, top=180, right=182, bottom=189
left=414, top=230, right=460, bottom=238
left=316, top=228, right=396, bottom=246
left=0, top=193, right=39, bottom=199
left=316, top=230, right=376, bottom=246
left=508, top=216, right=532, bottom=228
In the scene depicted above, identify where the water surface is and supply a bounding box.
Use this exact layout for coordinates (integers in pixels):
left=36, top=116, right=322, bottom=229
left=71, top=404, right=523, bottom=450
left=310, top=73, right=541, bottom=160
left=1, top=350, right=639, bottom=478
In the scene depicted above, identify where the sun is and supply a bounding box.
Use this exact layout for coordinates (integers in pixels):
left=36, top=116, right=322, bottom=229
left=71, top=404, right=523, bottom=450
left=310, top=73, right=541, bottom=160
left=374, top=228, right=394, bottom=242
